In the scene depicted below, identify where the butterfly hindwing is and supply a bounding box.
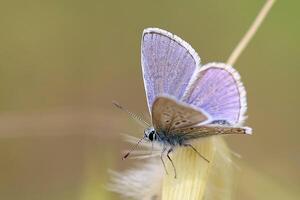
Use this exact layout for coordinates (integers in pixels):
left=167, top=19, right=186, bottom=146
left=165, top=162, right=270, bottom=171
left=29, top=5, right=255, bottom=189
left=151, top=96, right=210, bottom=133
left=174, top=125, right=252, bottom=141
left=182, top=63, right=247, bottom=125
left=142, top=28, right=200, bottom=113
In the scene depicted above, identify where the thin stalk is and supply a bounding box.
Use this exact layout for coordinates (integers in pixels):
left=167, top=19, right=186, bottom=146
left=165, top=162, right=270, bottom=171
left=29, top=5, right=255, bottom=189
left=227, top=0, right=276, bottom=66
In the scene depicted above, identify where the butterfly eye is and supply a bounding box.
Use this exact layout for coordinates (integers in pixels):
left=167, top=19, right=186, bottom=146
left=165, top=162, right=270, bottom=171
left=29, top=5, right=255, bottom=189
left=148, top=132, right=153, bottom=141
left=148, top=130, right=157, bottom=141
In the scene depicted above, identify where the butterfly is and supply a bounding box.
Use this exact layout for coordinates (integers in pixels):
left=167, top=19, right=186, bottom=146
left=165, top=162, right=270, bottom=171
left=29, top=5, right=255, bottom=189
left=114, top=27, right=252, bottom=178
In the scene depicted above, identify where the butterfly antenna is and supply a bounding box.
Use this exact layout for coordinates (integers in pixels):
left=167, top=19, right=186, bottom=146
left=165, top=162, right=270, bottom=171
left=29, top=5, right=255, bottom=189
left=123, top=136, right=145, bottom=160
left=112, top=101, right=150, bottom=127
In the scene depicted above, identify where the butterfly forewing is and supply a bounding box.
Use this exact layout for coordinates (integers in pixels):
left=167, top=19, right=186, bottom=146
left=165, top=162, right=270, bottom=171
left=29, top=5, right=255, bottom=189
left=142, top=28, right=200, bottom=113
left=151, top=96, right=210, bottom=133
left=182, top=63, right=247, bottom=125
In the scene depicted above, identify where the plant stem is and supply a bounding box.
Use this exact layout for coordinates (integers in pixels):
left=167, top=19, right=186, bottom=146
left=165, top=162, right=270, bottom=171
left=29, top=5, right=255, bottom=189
left=227, top=0, right=276, bottom=66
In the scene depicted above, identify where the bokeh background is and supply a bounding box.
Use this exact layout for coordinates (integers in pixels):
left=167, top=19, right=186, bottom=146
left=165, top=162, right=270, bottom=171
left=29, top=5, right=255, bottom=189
left=0, top=0, right=299, bottom=199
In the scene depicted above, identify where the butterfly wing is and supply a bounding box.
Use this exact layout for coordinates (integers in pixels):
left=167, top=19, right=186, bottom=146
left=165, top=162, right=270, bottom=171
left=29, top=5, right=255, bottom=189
left=175, top=125, right=252, bottom=141
left=141, top=28, right=200, bottom=113
left=182, top=63, right=247, bottom=125
left=151, top=96, right=211, bottom=133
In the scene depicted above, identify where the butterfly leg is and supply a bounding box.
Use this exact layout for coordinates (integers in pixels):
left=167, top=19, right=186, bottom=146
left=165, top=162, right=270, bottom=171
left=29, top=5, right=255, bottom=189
left=160, top=146, right=168, bottom=175
left=183, top=144, right=210, bottom=163
left=166, top=148, right=177, bottom=179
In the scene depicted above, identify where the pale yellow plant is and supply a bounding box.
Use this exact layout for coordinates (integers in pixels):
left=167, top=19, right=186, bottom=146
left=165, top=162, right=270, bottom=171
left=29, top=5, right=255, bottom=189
left=162, top=138, right=236, bottom=200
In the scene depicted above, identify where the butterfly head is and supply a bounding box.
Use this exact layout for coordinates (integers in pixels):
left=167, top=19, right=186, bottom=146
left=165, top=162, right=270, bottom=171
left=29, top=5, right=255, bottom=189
left=144, top=127, right=157, bottom=141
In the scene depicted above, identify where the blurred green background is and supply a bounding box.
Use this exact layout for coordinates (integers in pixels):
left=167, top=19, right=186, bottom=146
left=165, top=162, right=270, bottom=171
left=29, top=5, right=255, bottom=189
left=0, top=0, right=299, bottom=199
